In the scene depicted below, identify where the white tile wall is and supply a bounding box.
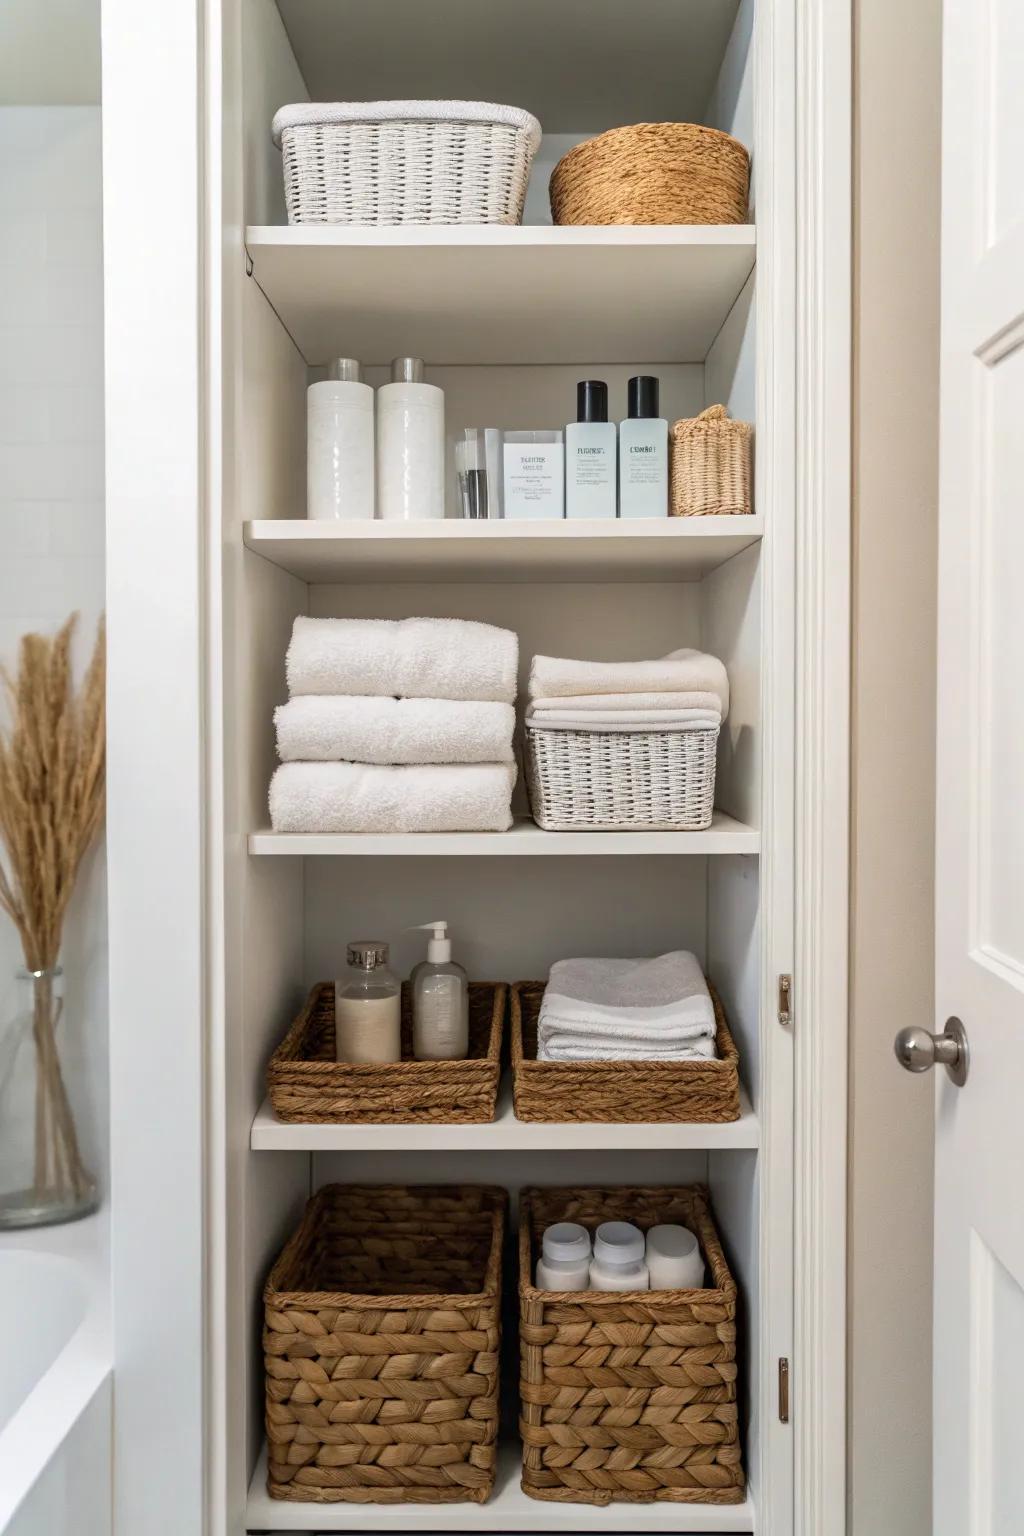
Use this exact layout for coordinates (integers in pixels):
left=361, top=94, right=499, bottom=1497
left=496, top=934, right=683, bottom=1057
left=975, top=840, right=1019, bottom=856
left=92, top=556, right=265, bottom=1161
left=0, top=107, right=107, bottom=1192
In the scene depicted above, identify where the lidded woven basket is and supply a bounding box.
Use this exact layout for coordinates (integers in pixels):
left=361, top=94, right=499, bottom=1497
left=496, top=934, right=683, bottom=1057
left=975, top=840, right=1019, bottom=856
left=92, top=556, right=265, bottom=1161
left=671, top=405, right=753, bottom=517
left=550, top=122, right=749, bottom=226
left=272, top=100, right=542, bottom=225
left=264, top=1184, right=506, bottom=1505
left=519, top=1184, right=744, bottom=1506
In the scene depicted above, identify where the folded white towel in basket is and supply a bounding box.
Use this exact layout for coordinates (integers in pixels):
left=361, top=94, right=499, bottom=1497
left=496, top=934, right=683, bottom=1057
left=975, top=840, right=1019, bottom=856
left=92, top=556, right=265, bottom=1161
left=286, top=616, right=519, bottom=703
left=269, top=760, right=516, bottom=833
left=529, top=648, right=729, bottom=717
left=529, top=690, right=724, bottom=714
left=537, top=952, right=718, bottom=1062
left=526, top=705, right=720, bottom=734
left=276, top=695, right=516, bottom=764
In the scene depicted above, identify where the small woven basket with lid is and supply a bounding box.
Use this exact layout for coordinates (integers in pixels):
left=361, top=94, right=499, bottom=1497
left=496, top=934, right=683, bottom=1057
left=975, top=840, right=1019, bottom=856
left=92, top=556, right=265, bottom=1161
left=519, top=1184, right=745, bottom=1506
left=265, top=1183, right=506, bottom=1504
left=670, top=405, right=753, bottom=517
left=550, top=123, right=749, bottom=226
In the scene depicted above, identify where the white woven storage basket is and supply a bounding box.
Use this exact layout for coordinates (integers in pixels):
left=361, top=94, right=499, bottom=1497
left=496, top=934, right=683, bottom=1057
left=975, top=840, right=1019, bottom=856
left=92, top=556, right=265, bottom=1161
left=271, top=100, right=542, bottom=226
left=524, top=724, right=719, bottom=832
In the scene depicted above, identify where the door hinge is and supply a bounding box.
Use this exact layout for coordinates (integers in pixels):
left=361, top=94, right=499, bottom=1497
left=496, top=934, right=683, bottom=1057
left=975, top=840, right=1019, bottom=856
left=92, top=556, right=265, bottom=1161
left=777, top=973, right=792, bottom=1026
left=778, top=1357, right=790, bottom=1423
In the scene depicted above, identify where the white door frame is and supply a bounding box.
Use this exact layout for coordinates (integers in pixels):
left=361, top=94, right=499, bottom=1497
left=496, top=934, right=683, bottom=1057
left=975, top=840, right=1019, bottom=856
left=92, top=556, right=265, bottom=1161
left=101, top=3, right=851, bottom=1533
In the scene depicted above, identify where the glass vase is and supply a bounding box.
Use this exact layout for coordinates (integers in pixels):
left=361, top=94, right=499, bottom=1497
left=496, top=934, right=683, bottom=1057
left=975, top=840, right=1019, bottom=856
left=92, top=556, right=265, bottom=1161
left=0, top=966, right=98, bottom=1228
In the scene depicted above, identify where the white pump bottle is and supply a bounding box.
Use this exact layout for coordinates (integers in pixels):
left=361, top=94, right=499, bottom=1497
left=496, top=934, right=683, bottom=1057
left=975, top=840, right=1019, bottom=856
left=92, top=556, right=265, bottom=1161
left=409, top=920, right=469, bottom=1061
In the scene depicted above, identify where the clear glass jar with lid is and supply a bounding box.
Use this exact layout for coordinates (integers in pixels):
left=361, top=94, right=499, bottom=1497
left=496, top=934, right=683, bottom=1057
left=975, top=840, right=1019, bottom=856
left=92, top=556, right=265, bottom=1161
left=335, top=940, right=401, bottom=1064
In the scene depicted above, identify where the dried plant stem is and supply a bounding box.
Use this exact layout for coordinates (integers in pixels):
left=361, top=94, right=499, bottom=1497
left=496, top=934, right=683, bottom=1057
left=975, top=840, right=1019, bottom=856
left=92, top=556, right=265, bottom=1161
left=0, top=616, right=104, bottom=1208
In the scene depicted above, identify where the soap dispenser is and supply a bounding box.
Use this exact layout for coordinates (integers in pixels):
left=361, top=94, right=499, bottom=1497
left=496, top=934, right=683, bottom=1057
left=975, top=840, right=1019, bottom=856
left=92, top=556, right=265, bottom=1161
left=410, top=920, right=469, bottom=1060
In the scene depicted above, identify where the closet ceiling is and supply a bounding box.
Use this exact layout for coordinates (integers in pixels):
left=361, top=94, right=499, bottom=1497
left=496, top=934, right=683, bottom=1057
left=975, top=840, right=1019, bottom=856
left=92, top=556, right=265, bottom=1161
left=273, top=0, right=742, bottom=132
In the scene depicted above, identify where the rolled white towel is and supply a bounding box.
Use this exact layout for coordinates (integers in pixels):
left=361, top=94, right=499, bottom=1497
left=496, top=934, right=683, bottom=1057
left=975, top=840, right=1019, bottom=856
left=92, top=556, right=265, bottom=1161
left=287, top=616, right=519, bottom=703
left=529, top=648, right=729, bottom=717
left=269, top=760, right=516, bottom=834
left=536, top=951, right=717, bottom=1062
left=525, top=705, right=720, bottom=733
left=276, top=696, right=516, bottom=765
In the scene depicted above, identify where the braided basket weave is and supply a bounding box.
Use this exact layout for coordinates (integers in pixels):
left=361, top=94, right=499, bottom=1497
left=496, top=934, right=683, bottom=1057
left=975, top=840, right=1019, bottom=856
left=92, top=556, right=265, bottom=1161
left=511, top=981, right=741, bottom=1124
left=550, top=123, right=749, bottom=226
left=671, top=406, right=753, bottom=517
left=266, top=982, right=505, bottom=1124
left=519, top=1185, right=744, bottom=1506
left=264, top=1184, right=506, bottom=1504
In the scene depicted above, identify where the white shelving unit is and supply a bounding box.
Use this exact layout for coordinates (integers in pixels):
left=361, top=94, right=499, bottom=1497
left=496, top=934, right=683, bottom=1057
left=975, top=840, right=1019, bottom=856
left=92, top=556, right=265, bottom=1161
left=103, top=0, right=852, bottom=1532
left=170, top=0, right=840, bottom=1531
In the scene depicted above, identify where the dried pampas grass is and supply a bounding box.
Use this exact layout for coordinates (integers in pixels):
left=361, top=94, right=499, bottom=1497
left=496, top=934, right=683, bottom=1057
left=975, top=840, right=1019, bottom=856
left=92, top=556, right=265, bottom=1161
left=0, top=615, right=105, bottom=970
left=0, top=614, right=105, bottom=1208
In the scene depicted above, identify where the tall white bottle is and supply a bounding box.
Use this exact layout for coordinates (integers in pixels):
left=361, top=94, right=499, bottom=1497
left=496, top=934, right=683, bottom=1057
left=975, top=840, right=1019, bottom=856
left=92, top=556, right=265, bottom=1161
left=565, top=379, right=617, bottom=519
left=409, top=920, right=469, bottom=1061
left=376, top=357, right=445, bottom=521
left=618, top=374, right=668, bottom=518
left=306, top=357, right=375, bottom=520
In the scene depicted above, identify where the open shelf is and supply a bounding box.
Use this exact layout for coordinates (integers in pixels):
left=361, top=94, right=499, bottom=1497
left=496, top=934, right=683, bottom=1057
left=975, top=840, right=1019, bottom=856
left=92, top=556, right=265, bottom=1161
left=275, top=0, right=742, bottom=135
left=248, top=812, right=760, bottom=857
left=245, top=225, right=756, bottom=366
left=251, top=1084, right=758, bottom=1152
left=244, top=516, right=764, bottom=584
left=246, top=1442, right=756, bottom=1532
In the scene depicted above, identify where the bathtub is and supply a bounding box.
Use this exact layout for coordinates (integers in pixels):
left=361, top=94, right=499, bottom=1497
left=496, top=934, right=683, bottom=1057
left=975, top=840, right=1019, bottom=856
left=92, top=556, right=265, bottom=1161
left=0, top=1217, right=112, bottom=1535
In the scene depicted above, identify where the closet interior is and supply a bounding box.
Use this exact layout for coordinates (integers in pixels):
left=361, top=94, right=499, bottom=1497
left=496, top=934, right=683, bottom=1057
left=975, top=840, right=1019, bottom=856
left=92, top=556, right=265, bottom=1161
left=220, top=3, right=792, bottom=1532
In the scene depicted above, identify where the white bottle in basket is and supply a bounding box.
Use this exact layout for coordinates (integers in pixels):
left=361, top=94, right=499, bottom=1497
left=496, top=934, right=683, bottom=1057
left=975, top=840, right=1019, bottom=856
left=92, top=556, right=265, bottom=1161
left=589, top=1221, right=650, bottom=1291
left=409, top=920, right=469, bottom=1060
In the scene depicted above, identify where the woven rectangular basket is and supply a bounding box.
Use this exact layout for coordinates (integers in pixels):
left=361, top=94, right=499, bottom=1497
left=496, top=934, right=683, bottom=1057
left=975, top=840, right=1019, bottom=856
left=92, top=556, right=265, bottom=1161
left=670, top=405, right=753, bottom=518
left=519, top=1185, right=744, bottom=1506
left=265, top=1184, right=506, bottom=1505
left=511, top=981, right=740, bottom=1123
left=524, top=723, right=719, bottom=831
left=266, top=982, right=505, bottom=1125
left=272, top=101, right=542, bottom=226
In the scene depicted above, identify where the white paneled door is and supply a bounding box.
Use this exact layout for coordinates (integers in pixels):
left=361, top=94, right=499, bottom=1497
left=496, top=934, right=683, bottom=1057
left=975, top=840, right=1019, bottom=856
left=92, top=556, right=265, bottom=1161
left=931, top=1, right=1024, bottom=1531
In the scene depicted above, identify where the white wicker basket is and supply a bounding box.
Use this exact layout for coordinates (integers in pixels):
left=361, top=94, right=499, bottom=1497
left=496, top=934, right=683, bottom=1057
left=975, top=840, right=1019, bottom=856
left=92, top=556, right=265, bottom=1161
left=271, top=100, right=542, bottom=226
left=524, top=724, right=719, bottom=832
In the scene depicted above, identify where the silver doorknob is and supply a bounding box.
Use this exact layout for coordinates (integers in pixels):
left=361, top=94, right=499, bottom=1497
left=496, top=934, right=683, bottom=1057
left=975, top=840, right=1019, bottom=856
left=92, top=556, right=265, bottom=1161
left=894, top=1016, right=969, bottom=1087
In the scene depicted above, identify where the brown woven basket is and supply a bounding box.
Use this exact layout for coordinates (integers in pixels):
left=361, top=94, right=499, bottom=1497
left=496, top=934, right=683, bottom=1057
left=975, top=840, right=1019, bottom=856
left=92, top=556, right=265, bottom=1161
left=550, top=123, right=749, bottom=226
left=519, top=1184, right=744, bottom=1506
left=266, top=982, right=505, bottom=1124
left=671, top=405, right=753, bottom=517
left=511, top=981, right=740, bottom=1123
left=265, top=1184, right=507, bottom=1504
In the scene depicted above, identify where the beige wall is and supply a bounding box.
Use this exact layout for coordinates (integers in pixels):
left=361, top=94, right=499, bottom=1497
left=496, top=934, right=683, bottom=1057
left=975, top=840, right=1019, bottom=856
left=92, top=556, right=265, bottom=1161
left=849, top=0, right=941, bottom=1531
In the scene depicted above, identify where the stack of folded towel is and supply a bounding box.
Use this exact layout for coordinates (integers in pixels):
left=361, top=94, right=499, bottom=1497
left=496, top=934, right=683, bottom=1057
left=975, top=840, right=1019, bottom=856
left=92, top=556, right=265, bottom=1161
left=538, top=951, right=719, bottom=1062
left=525, top=647, right=729, bottom=733
left=269, top=616, right=519, bottom=833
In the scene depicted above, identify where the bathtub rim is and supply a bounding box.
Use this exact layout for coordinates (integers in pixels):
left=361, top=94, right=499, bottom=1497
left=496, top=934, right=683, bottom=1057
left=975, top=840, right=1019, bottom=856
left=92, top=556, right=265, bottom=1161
left=0, top=1209, right=112, bottom=1532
